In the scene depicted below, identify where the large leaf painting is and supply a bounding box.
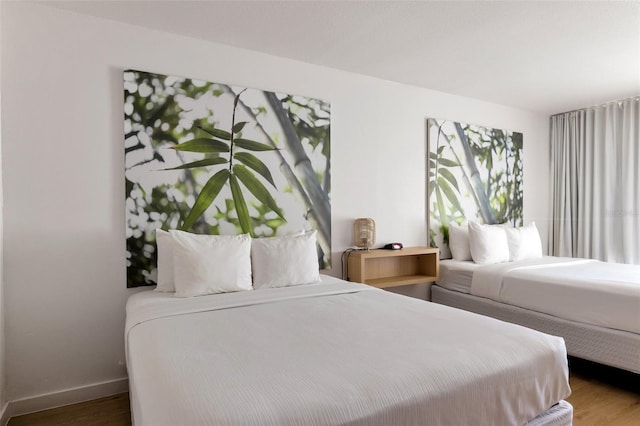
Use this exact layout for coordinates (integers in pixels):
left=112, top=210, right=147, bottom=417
left=427, top=118, right=523, bottom=258
left=125, top=70, right=331, bottom=287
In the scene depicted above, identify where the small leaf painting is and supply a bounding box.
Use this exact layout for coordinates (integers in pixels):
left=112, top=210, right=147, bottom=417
left=427, top=118, right=523, bottom=258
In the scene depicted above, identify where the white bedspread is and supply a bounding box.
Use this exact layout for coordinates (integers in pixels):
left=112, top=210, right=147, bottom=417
left=471, top=257, right=640, bottom=334
left=126, top=275, right=570, bottom=426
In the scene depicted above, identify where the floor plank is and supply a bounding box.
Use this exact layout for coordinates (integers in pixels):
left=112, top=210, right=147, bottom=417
left=8, top=358, right=640, bottom=425
left=7, top=393, right=131, bottom=426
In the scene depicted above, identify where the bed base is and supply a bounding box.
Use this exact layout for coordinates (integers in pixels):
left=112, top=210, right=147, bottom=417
left=431, top=285, right=640, bottom=374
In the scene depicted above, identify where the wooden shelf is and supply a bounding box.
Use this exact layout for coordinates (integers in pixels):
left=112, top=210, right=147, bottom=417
left=346, top=247, right=439, bottom=289
left=366, top=274, right=439, bottom=288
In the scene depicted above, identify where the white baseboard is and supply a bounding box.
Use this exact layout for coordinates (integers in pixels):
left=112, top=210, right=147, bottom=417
left=0, top=402, right=9, bottom=426
left=3, top=377, right=129, bottom=423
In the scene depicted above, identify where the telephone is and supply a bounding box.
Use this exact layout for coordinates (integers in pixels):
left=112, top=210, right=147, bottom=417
left=383, top=243, right=403, bottom=250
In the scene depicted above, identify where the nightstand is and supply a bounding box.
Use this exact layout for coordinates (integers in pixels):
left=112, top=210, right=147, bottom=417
left=346, top=247, right=439, bottom=289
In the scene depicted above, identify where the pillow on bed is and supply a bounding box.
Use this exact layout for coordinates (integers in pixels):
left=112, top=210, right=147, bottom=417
left=251, top=231, right=320, bottom=289
left=448, top=222, right=472, bottom=261
left=155, top=229, right=175, bottom=292
left=468, top=221, right=510, bottom=264
left=169, top=230, right=252, bottom=297
left=505, top=222, right=543, bottom=261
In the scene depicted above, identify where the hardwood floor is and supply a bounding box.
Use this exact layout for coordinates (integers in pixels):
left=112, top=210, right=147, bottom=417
left=567, top=357, right=640, bottom=425
left=7, top=393, right=131, bottom=426
left=7, top=359, right=639, bottom=425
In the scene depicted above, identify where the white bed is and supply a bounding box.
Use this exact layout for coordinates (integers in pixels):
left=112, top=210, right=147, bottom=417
left=126, top=275, right=572, bottom=425
left=433, top=257, right=640, bottom=373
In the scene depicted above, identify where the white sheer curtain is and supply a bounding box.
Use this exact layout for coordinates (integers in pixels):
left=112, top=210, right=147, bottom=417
left=549, top=97, right=639, bottom=265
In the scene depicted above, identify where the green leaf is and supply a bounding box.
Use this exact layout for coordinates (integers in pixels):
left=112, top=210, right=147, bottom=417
left=428, top=180, right=436, bottom=198
left=438, top=168, right=459, bottom=192
left=437, top=158, right=461, bottom=167
left=172, top=138, right=229, bottom=153
left=266, top=218, right=285, bottom=228
left=229, top=173, right=253, bottom=236
left=234, top=138, right=277, bottom=151
left=181, top=169, right=230, bottom=231
left=161, top=157, right=228, bottom=170
left=196, top=126, right=232, bottom=141
left=233, top=152, right=276, bottom=187
left=435, top=186, right=447, bottom=226
left=232, top=121, right=248, bottom=134
left=438, top=177, right=464, bottom=214
left=233, top=165, right=285, bottom=220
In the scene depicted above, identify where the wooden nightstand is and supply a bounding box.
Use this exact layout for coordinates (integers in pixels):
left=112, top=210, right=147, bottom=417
left=346, top=247, right=439, bottom=289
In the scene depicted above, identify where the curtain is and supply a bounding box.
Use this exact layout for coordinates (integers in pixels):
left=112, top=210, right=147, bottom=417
left=549, top=97, right=639, bottom=264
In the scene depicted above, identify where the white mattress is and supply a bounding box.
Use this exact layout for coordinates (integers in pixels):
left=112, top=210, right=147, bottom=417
left=126, top=275, right=571, bottom=426
left=470, top=257, right=640, bottom=334
left=432, top=285, right=640, bottom=374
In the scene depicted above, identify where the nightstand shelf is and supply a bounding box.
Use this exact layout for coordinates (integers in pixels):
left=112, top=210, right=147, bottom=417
left=346, top=247, right=439, bottom=289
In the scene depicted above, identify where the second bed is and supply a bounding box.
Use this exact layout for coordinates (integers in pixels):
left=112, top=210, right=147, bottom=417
left=433, top=256, right=640, bottom=373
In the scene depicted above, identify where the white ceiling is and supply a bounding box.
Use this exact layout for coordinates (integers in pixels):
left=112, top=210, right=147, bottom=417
left=45, top=0, right=640, bottom=115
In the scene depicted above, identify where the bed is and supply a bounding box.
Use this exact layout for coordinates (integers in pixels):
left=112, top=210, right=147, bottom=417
left=432, top=257, right=640, bottom=374
left=126, top=274, right=573, bottom=425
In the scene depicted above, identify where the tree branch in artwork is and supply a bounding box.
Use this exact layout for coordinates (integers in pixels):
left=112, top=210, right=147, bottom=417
left=264, top=91, right=331, bottom=252
left=454, top=122, right=497, bottom=224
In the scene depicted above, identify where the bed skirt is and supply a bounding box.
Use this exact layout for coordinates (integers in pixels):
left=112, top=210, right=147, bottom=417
left=526, top=400, right=573, bottom=426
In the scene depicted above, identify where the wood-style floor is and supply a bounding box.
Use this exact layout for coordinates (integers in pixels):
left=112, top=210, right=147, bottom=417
left=7, top=393, right=131, bottom=426
left=567, top=357, right=640, bottom=425
left=8, top=357, right=639, bottom=425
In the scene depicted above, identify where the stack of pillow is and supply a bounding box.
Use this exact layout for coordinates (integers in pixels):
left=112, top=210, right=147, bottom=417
left=155, top=229, right=321, bottom=297
left=448, top=221, right=543, bottom=264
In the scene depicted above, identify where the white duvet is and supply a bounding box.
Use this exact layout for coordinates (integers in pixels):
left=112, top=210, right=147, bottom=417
left=471, top=257, right=640, bottom=334
left=126, top=276, right=570, bottom=426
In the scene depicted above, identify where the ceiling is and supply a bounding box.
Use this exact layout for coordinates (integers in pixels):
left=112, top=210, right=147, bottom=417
left=45, top=0, right=640, bottom=115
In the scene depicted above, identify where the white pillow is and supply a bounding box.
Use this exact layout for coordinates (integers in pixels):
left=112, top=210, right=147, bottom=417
left=468, top=221, right=510, bottom=264
left=251, top=231, right=320, bottom=289
left=155, top=229, right=175, bottom=292
left=169, top=230, right=252, bottom=298
left=505, top=222, right=543, bottom=261
left=448, top=222, right=472, bottom=261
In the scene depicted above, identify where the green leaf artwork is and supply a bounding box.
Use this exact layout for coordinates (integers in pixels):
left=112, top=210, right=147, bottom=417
left=124, top=69, right=331, bottom=287
left=426, top=118, right=523, bottom=258
left=181, top=169, right=230, bottom=231
left=171, top=138, right=230, bottom=153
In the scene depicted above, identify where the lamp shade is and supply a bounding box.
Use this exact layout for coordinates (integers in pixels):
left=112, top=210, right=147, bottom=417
left=354, top=218, right=376, bottom=249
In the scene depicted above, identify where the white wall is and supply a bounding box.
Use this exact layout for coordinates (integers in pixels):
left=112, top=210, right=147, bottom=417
left=1, top=2, right=549, bottom=410
left=0, top=1, right=5, bottom=419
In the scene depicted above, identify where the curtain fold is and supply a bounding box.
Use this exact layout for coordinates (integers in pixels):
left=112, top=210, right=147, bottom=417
left=549, top=97, right=640, bottom=264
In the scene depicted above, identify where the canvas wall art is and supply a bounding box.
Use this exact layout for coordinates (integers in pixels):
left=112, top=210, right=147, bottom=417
left=124, top=70, right=331, bottom=287
left=427, top=118, right=523, bottom=258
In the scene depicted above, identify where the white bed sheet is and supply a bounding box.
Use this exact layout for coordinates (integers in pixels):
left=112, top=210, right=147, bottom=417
left=471, top=257, right=640, bottom=334
left=126, top=275, right=570, bottom=426
left=436, top=259, right=481, bottom=293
